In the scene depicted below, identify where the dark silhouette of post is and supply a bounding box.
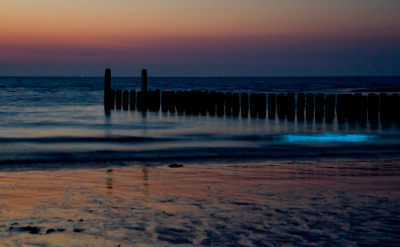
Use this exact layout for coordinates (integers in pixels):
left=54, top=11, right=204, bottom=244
left=137, top=91, right=147, bottom=111
left=306, top=93, right=314, bottom=120
left=336, top=94, right=345, bottom=122
left=346, top=94, right=356, bottom=122
left=116, top=90, right=122, bottom=109
left=354, top=93, right=362, bottom=122
left=241, top=93, right=249, bottom=117
left=169, top=91, right=176, bottom=113
left=130, top=90, right=136, bottom=110
left=104, top=69, right=111, bottom=110
left=225, top=92, right=232, bottom=116
left=188, top=90, right=196, bottom=114
left=277, top=93, right=285, bottom=119
left=176, top=91, right=184, bottom=113
left=141, top=69, right=147, bottom=93
left=200, top=91, right=209, bottom=115
left=297, top=93, right=305, bottom=120
left=155, top=90, right=160, bottom=111
left=193, top=91, right=201, bottom=114
left=380, top=93, right=390, bottom=123
left=183, top=91, right=191, bottom=114
left=216, top=92, right=225, bottom=116
left=325, top=94, right=335, bottom=121
left=286, top=93, right=295, bottom=120
left=162, top=91, right=169, bottom=112
left=123, top=91, right=129, bottom=110
left=368, top=93, right=378, bottom=123
left=209, top=91, right=216, bottom=115
left=358, top=95, right=367, bottom=123
left=108, top=89, right=115, bottom=110
left=315, top=93, right=324, bottom=120
left=257, top=93, right=266, bottom=118
left=232, top=93, right=240, bottom=116
left=392, top=94, right=400, bottom=123
left=250, top=93, right=258, bottom=117
left=268, top=94, right=276, bottom=119
left=148, top=90, right=160, bottom=112
left=147, top=90, right=154, bottom=111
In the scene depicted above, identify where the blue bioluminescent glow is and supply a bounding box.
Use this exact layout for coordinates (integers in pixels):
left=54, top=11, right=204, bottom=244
left=284, top=132, right=373, bottom=143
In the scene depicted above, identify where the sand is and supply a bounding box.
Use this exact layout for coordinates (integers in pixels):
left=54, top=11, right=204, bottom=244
left=0, top=159, right=399, bottom=246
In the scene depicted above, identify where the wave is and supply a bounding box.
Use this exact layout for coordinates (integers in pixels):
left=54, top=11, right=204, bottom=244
left=1, top=143, right=400, bottom=169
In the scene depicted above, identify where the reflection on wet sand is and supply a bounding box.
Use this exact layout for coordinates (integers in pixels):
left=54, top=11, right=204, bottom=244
left=0, top=159, right=399, bottom=246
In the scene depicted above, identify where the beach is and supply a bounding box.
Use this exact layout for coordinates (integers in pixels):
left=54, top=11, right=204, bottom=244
left=0, top=158, right=399, bottom=246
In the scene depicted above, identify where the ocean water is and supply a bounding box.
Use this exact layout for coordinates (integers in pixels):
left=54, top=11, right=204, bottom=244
left=0, top=76, right=400, bottom=166
left=1, top=76, right=400, bottom=246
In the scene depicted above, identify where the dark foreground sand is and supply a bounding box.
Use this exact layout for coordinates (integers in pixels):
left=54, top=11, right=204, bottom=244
left=0, top=159, right=399, bottom=246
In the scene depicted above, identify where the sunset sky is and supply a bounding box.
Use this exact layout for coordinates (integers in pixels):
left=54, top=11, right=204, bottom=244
left=1, top=0, right=399, bottom=76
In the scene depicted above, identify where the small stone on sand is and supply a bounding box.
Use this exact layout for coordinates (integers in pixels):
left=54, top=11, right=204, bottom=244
left=169, top=164, right=183, bottom=168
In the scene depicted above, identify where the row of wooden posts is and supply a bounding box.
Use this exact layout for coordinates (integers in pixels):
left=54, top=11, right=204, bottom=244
left=104, top=69, right=400, bottom=123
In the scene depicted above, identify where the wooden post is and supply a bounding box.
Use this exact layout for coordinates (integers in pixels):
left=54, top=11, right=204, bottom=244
left=108, top=89, right=115, bottom=110
left=347, top=94, right=356, bottom=123
left=123, top=91, right=129, bottom=110
left=297, top=93, right=305, bottom=120
left=368, top=93, right=378, bottom=123
left=286, top=93, right=295, bottom=120
left=176, top=91, right=184, bottom=113
left=225, top=92, right=232, bottom=116
left=257, top=93, right=266, bottom=118
left=306, top=93, right=314, bottom=120
left=149, top=90, right=160, bottom=112
left=315, top=93, right=324, bottom=120
left=380, top=93, right=389, bottom=123
left=241, top=93, right=248, bottom=118
left=358, top=95, right=367, bottom=123
left=130, top=90, right=136, bottom=110
left=183, top=91, right=191, bottom=114
left=392, top=93, right=400, bottom=123
left=325, top=94, right=335, bottom=121
left=201, top=91, right=210, bottom=115
left=336, top=94, right=345, bottom=122
left=354, top=93, right=362, bottom=121
left=188, top=90, right=196, bottom=114
left=268, top=94, right=276, bottom=119
left=141, top=69, right=147, bottom=93
left=169, top=91, right=176, bottom=113
left=216, top=92, right=225, bottom=116
left=209, top=91, right=216, bottom=115
left=137, top=91, right=147, bottom=111
left=104, top=69, right=111, bottom=110
left=277, top=93, right=285, bottom=119
left=116, top=90, right=122, bottom=109
left=232, top=93, right=240, bottom=116
left=155, top=90, right=160, bottom=111
left=162, top=91, right=169, bottom=112
left=250, top=93, right=258, bottom=117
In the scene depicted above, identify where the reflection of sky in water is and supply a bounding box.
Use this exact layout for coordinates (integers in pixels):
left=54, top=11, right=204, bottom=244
left=284, top=132, right=373, bottom=143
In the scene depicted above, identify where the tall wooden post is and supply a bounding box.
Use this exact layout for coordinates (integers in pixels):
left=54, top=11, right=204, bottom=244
left=141, top=69, right=147, bottom=93
left=104, top=69, right=111, bottom=110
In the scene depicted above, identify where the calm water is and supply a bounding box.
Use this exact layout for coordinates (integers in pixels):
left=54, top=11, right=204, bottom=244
left=0, top=76, right=400, bottom=166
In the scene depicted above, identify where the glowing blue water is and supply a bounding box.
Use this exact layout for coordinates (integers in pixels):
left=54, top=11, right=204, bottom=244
left=284, top=132, right=374, bottom=143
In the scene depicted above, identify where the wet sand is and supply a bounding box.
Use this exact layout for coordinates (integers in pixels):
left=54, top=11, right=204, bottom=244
left=0, top=159, right=399, bottom=246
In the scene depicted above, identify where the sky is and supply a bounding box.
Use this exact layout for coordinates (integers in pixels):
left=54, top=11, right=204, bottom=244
left=0, top=0, right=400, bottom=76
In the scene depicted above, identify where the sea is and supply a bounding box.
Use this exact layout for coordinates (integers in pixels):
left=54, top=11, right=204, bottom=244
left=0, top=76, right=400, bottom=167
left=0, top=76, right=399, bottom=246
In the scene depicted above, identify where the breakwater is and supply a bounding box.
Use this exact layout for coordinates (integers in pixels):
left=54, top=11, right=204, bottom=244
left=104, top=69, right=400, bottom=123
